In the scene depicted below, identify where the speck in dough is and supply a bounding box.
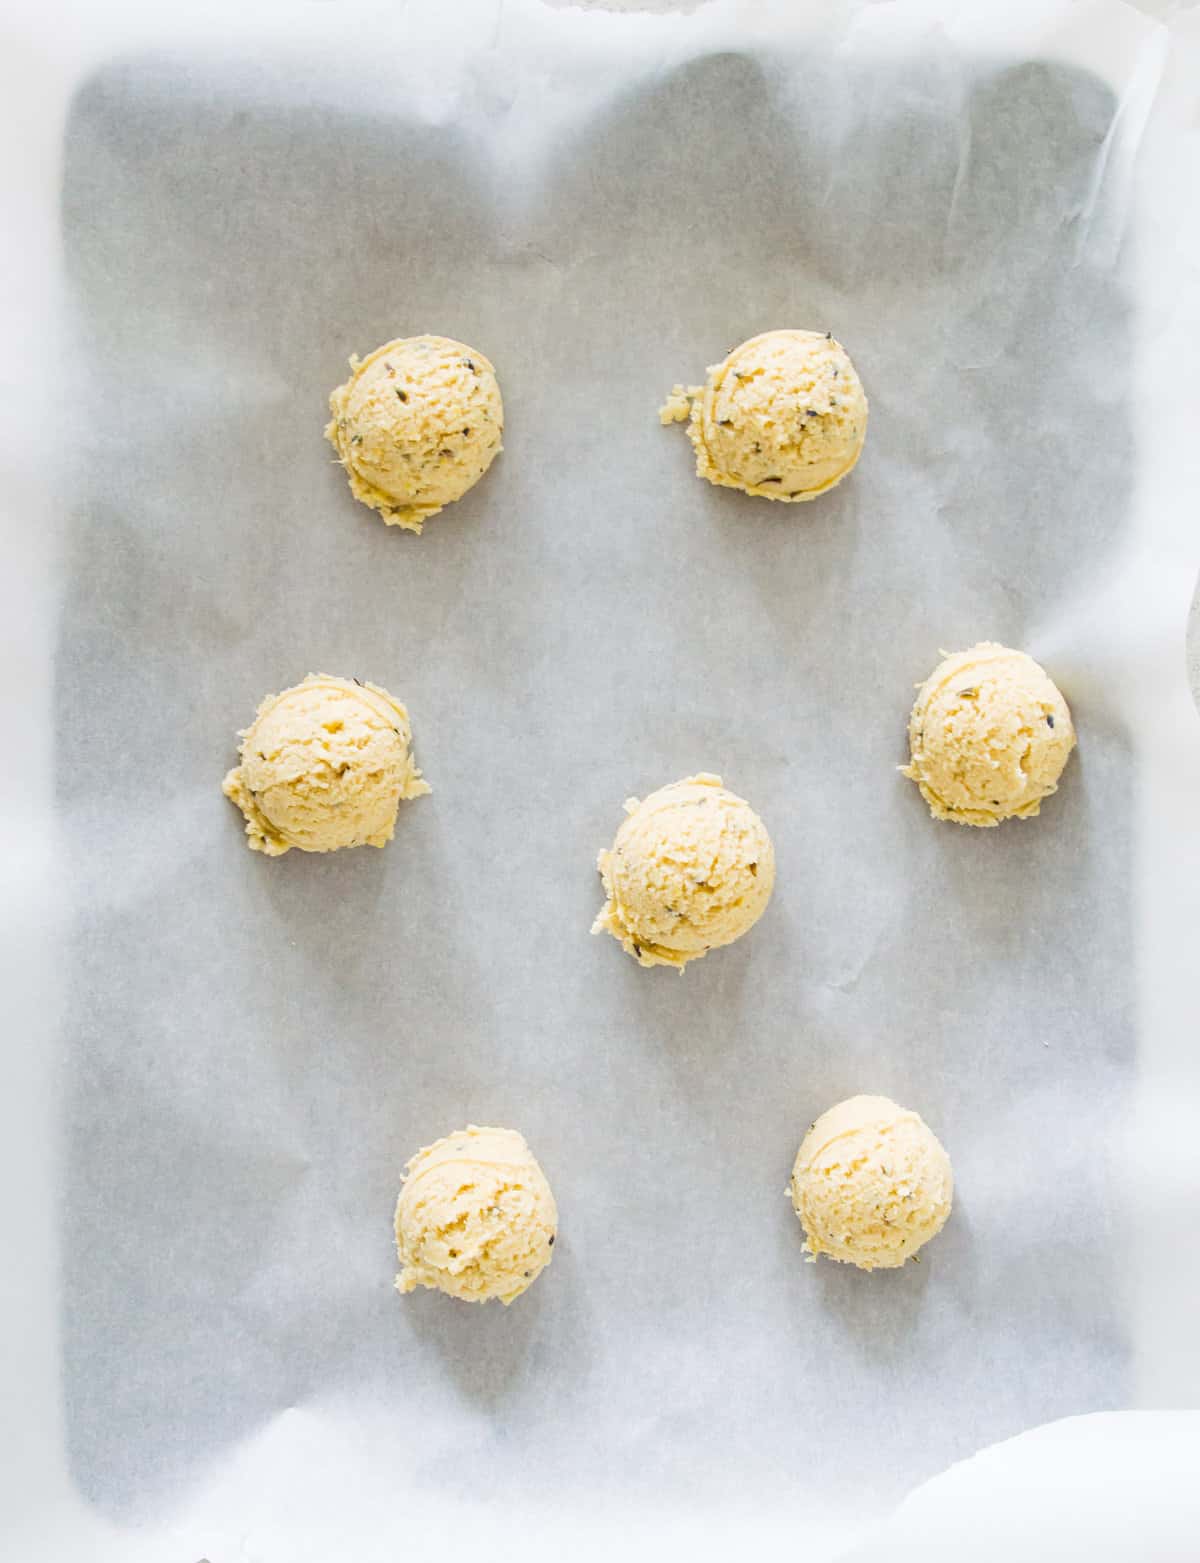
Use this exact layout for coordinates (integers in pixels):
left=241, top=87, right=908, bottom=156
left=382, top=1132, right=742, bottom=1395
left=326, top=335, right=503, bottom=532
left=660, top=329, right=867, bottom=502
left=395, top=1125, right=557, bottom=1305
left=902, top=642, right=1076, bottom=826
left=222, top=674, right=429, bottom=856
left=592, top=773, right=775, bottom=970
left=790, top=1095, right=953, bottom=1270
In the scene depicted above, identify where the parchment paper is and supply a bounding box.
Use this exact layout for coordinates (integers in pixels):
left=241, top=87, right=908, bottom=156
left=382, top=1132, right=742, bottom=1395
left=5, top=1, right=1200, bottom=1560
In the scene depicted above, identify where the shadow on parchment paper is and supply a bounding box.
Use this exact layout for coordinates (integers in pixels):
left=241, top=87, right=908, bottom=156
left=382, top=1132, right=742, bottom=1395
left=59, top=46, right=1132, bottom=1520
left=795, top=1197, right=981, bottom=1362
left=399, top=1234, right=591, bottom=1403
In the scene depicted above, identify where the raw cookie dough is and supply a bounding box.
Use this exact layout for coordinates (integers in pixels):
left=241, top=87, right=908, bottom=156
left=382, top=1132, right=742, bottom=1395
left=395, top=1125, right=557, bottom=1305
left=592, top=773, right=775, bottom=970
left=902, top=642, right=1076, bottom=827
left=789, top=1094, right=953, bottom=1270
left=326, top=335, right=503, bottom=532
left=660, top=329, right=867, bottom=502
left=222, top=674, right=429, bottom=856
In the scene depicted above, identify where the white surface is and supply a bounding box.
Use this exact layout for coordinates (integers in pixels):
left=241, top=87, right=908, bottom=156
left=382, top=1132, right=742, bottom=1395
left=2, top=1, right=1199, bottom=1559
left=840, top=1410, right=1200, bottom=1563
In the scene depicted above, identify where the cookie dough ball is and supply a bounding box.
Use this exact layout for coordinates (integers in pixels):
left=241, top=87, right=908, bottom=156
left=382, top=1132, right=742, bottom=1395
left=902, top=642, right=1076, bottom=827
left=395, top=1125, right=557, bottom=1305
left=592, top=773, right=775, bottom=971
left=222, top=674, right=429, bottom=856
left=660, top=330, right=867, bottom=502
left=326, top=335, right=503, bottom=532
left=790, top=1095, right=953, bottom=1270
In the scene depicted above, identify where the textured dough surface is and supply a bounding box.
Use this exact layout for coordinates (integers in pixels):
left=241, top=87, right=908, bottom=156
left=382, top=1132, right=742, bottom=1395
left=326, top=335, right=503, bottom=532
left=901, top=642, right=1076, bottom=827
left=660, top=329, right=867, bottom=502
left=790, top=1095, right=953, bottom=1270
left=593, top=773, right=775, bottom=970
left=395, top=1125, right=557, bottom=1305
left=222, top=674, right=429, bottom=856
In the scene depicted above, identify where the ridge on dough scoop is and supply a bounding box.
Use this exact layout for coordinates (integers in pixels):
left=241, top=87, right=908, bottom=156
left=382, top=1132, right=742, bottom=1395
left=789, top=1094, right=954, bottom=1270
left=326, top=334, right=503, bottom=532
left=659, top=329, right=868, bottom=502
left=592, top=772, right=775, bottom=970
left=394, top=1125, right=557, bottom=1305
left=901, top=641, right=1076, bottom=827
left=222, top=673, right=429, bottom=856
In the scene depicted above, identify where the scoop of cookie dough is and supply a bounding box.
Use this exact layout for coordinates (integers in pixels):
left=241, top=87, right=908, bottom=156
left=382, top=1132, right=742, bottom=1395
left=326, top=335, right=503, bottom=532
left=222, top=674, right=429, bottom=856
left=660, top=329, right=867, bottom=502
left=592, top=772, right=775, bottom=970
left=395, top=1125, right=557, bottom=1305
left=902, top=642, right=1075, bottom=827
left=789, top=1094, right=953, bottom=1270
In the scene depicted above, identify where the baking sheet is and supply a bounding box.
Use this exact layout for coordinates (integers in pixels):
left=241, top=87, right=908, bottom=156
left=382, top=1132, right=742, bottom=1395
left=6, top=0, right=1200, bottom=1558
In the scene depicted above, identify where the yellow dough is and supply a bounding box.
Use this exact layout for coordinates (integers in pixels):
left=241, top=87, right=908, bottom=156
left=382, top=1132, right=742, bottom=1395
left=789, top=1095, right=953, bottom=1270
left=395, top=1126, right=557, bottom=1305
left=902, top=642, right=1076, bottom=827
left=326, top=335, right=503, bottom=532
left=222, top=674, right=429, bottom=856
left=593, top=773, right=775, bottom=971
left=660, top=329, right=867, bottom=502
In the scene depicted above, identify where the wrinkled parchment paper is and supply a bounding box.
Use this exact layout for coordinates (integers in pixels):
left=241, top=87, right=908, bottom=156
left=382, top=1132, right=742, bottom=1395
left=4, top=1, right=1200, bottom=1559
